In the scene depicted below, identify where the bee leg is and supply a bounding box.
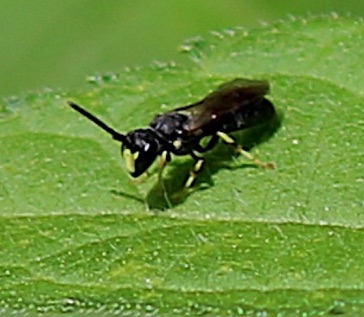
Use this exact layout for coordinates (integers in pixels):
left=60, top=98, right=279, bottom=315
left=131, top=171, right=153, bottom=184
left=216, top=131, right=275, bottom=169
left=195, top=135, right=219, bottom=153
left=184, top=152, right=205, bottom=189
left=133, top=151, right=170, bottom=185
left=158, top=151, right=172, bottom=207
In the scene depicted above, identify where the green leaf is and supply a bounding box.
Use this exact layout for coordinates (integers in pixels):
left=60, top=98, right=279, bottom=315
left=1, top=15, right=363, bottom=316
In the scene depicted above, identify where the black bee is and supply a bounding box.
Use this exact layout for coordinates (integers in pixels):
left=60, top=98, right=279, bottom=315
left=68, top=78, right=276, bottom=189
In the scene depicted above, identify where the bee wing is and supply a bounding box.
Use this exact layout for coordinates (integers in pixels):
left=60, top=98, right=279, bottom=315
left=175, top=78, right=270, bottom=132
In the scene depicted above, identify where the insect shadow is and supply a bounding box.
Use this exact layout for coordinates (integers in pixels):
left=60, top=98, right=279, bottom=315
left=146, top=109, right=283, bottom=210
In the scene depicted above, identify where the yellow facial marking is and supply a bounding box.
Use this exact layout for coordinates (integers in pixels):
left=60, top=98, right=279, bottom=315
left=133, top=151, right=139, bottom=161
left=123, top=148, right=135, bottom=173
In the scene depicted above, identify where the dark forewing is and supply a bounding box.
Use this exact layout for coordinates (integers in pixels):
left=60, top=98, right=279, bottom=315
left=174, top=78, right=270, bottom=132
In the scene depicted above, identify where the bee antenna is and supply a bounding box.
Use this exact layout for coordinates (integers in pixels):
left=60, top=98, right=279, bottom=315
left=68, top=101, right=126, bottom=143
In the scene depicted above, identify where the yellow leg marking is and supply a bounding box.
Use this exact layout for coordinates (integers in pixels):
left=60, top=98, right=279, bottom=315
left=131, top=151, right=170, bottom=185
left=158, top=151, right=172, bottom=207
left=131, top=170, right=153, bottom=184
left=185, top=158, right=205, bottom=189
left=216, top=131, right=275, bottom=169
left=158, top=151, right=170, bottom=180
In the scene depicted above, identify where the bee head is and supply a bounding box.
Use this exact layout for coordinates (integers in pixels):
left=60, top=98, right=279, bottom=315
left=68, top=101, right=160, bottom=178
left=121, top=129, right=160, bottom=177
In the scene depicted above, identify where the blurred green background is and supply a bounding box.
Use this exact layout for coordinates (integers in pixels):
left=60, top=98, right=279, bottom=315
left=1, top=0, right=363, bottom=98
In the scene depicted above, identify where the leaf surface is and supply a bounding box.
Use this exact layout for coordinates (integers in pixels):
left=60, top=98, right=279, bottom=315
left=0, top=16, right=363, bottom=316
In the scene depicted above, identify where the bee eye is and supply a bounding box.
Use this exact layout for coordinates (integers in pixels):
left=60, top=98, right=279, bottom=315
left=122, top=148, right=140, bottom=174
